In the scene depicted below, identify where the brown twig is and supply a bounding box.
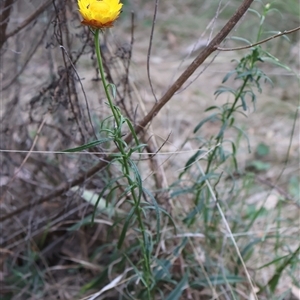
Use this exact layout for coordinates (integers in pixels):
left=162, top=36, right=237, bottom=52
left=4, top=0, right=52, bottom=41
left=147, top=0, right=160, bottom=103
left=2, top=15, right=53, bottom=91
left=217, top=26, right=300, bottom=51
left=0, top=0, right=14, bottom=50
left=255, top=175, right=297, bottom=205
left=2, top=115, right=48, bottom=200
left=53, top=1, right=85, bottom=143
left=0, top=0, right=255, bottom=222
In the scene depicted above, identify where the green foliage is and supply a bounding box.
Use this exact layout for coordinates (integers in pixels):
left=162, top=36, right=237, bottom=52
left=168, top=2, right=298, bottom=298
left=165, top=273, right=189, bottom=300
left=5, top=249, right=46, bottom=299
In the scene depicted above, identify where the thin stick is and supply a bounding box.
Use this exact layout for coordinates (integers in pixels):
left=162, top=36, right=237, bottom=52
left=4, top=115, right=48, bottom=190
left=4, top=0, right=52, bottom=40
left=217, top=26, right=300, bottom=51
left=146, top=0, right=160, bottom=103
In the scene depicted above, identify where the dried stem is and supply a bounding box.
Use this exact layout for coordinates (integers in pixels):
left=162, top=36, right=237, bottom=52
left=4, top=0, right=52, bottom=41
left=218, top=25, right=300, bottom=51
left=0, top=0, right=14, bottom=50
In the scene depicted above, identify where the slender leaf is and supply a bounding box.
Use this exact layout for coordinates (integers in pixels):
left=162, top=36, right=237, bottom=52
left=117, top=207, right=135, bottom=249
left=165, top=273, right=188, bottom=300
left=194, top=113, right=218, bottom=133
left=63, top=138, right=114, bottom=152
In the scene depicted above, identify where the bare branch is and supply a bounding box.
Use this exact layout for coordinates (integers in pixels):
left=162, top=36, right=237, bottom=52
left=5, top=0, right=52, bottom=40
left=0, top=0, right=14, bottom=50
left=147, top=0, right=160, bottom=103
left=217, top=26, right=300, bottom=51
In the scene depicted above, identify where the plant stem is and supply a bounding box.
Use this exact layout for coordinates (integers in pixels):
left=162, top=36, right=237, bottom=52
left=204, top=76, right=250, bottom=176
left=94, top=29, right=151, bottom=297
left=94, top=29, right=120, bottom=127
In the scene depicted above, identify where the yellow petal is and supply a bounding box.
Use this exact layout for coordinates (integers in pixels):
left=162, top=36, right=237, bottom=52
left=78, top=0, right=123, bottom=29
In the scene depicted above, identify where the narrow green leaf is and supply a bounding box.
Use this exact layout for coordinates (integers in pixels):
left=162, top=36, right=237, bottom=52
left=233, top=125, right=251, bottom=153
left=205, top=105, right=220, bottom=112
left=63, top=138, right=114, bottom=152
left=153, top=258, right=172, bottom=281
left=190, top=275, right=245, bottom=288
left=222, top=70, right=237, bottom=83
left=171, top=187, right=195, bottom=197
left=240, top=94, right=247, bottom=111
left=265, top=245, right=300, bottom=293
left=231, top=141, right=238, bottom=170
left=129, top=159, right=143, bottom=203
left=216, top=121, right=227, bottom=139
left=248, top=8, right=261, bottom=18
left=165, top=273, right=188, bottom=300
left=229, top=36, right=252, bottom=45
left=128, top=143, right=147, bottom=155
left=237, top=238, right=262, bottom=265
left=194, top=113, right=218, bottom=133
left=196, top=173, right=218, bottom=185
left=125, top=118, right=140, bottom=147
left=257, top=254, right=290, bottom=270
left=214, top=86, right=237, bottom=98
left=117, top=207, right=135, bottom=249
left=143, top=187, right=161, bottom=242
left=261, top=56, right=292, bottom=71
left=180, top=149, right=206, bottom=176
left=108, top=83, right=117, bottom=99
left=183, top=197, right=205, bottom=224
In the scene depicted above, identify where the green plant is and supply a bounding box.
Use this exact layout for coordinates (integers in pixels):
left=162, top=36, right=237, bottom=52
left=172, top=2, right=299, bottom=298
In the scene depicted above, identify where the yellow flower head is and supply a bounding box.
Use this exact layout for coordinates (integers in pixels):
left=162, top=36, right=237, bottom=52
left=78, top=0, right=123, bottom=29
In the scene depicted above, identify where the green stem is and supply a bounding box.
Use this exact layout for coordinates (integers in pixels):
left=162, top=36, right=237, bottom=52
left=94, top=29, right=151, bottom=297
left=226, top=76, right=249, bottom=119
left=205, top=76, right=250, bottom=175
left=94, top=29, right=120, bottom=127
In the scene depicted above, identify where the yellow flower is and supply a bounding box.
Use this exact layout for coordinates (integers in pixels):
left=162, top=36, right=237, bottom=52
left=78, top=0, right=123, bottom=29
